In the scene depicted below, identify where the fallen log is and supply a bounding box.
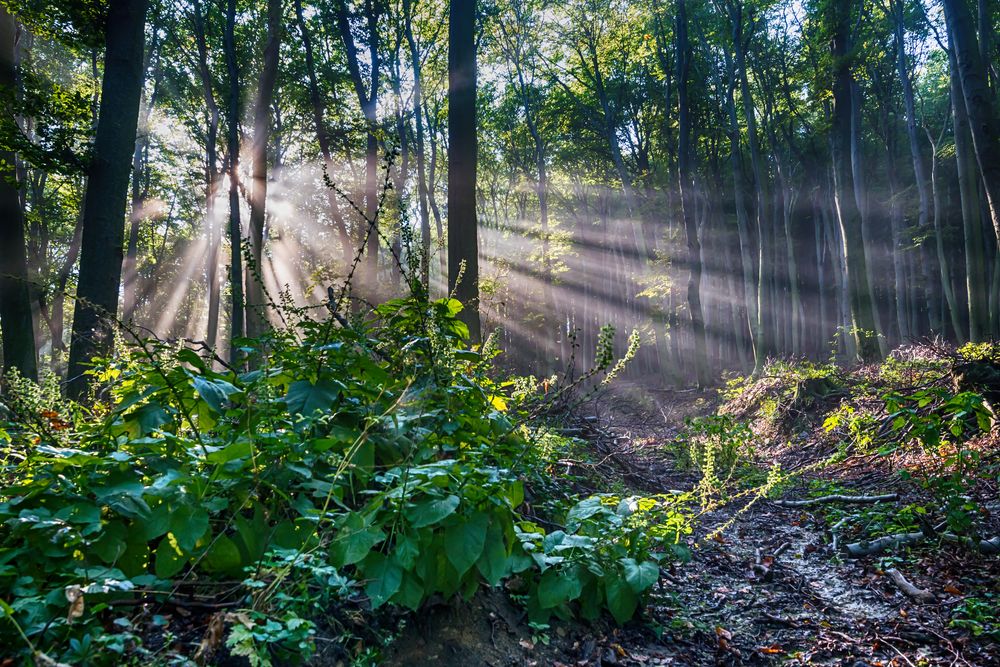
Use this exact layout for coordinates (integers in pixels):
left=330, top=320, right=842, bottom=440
left=773, top=493, right=899, bottom=508
left=939, top=533, right=1000, bottom=555
left=845, top=531, right=926, bottom=558
left=885, top=568, right=935, bottom=602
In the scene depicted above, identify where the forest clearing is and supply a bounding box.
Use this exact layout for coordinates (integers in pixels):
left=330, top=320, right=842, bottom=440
left=1, top=0, right=1000, bottom=664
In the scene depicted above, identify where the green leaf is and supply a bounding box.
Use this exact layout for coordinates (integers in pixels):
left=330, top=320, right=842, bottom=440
left=169, top=506, right=209, bottom=552
left=155, top=535, right=187, bottom=578
left=206, top=440, right=252, bottom=464
left=621, top=558, right=659, bottom=593
left=393, top=574, right=425, bottom=611
left=330, top=514, right=385, bottom=567
left=362, top=553, right=403, bottom=609
left=92, top=522, right=128, bottom=563
left=203, top=536, right=243, bottom=575
left=284, top=378, right=342, bottom=416
left=536, top=567, right=583, bottom=609
left=192, top=376, right=240, bottom=413
left=476, top=522, right=510, bottom=586
left=604, top=574, right=638, bottom=624
left=407, top=495, right=460, bottom=528
left=444, top=512, right=489, bottom=576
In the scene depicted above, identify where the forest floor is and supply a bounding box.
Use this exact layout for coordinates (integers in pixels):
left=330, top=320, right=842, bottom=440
left=383, top=363, right=1000, bottom=667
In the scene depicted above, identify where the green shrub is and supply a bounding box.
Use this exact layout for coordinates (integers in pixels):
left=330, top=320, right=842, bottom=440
left=0, top=295, right=686, bottom=664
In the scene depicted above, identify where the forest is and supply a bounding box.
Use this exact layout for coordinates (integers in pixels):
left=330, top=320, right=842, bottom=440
left=0, top=0, right=999, bottom=664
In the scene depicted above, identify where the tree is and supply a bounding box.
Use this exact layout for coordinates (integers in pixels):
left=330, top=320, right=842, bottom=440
left=676, top=0, right=708, bottom=386
left=66, top=0, right=148, bottom=398
left=0, top=5, right=36, bottom=381
left=246, top=0, right=282, bottom=340
left=223, top=0, right=243, bottom=361
left=447, top=0, right=480, bottom=342
left=828, top=0, right=881, bottom=362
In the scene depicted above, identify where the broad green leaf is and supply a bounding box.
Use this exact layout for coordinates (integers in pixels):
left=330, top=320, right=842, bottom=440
left=604, top=574, right=638, bottom=624
left=362, top=554, right=403, bottom=609
left=393, top=573, right=425, bottom=610
left=406, top=495, right=460, bottom=528
left=476, top=522, right=509, bottom=586
left=206, top=440, right=252, bottom=464
left=155, top=535, right=187, bottom=579
left=444, top=512, right=489, bottom=576
left=192, top=376, right=240, bottom=414
left=169, top=506, right=209, bottom=552
left=330, top=514, right=384, bottom=567
left=621, top=558, right=659, bottom=593
left=203, top=536, right=243, bottom=575
left=536, top=567, right=583, bottom=609
left=284, top=378, right=342, bottom=416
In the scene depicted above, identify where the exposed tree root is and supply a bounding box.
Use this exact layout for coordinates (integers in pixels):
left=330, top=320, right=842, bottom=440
left=773, top=493, right=899, bottom=508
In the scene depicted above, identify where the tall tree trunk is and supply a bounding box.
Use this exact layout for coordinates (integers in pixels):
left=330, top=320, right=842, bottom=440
left=943, top=0, right=1000, bottom=249
left=448, top=0, right=481, bottom=342
left=191, top=0, right=223, bottom=351
left=949, top=30, right=992, bottom=341
left=122, top=38, right=160, bottom=322
left=829, top=0, right=880, bottom=362
left=0, top=6, right=36, bottom=381
left=246, top=0, right=281, bottom=341
left=335, top=0, right=381, bottom=301
left=403, top=0, right=432, bottom=290
left=67, top=0, right=148, bottom=398
left=223, top=0, right=243, bottom=360
left=676, top=0, right=708, bottom=386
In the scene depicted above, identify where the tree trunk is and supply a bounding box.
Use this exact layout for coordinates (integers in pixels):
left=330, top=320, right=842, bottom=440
left=0, top=6, right=36, bottom=381
left=403, top=0, right=432, bottom=290
left=223, top=0, right=244, bottom=361
left=448, top=0, right=481, bottom=343
left=943, top=0, right=1000, bottom=249
left=191, top=0, right=223, bottom=352
left=67, top=0, right=148, bottom=398
left=246, top=0, right=281, bottom=341
left=676, top=0, right=708, bottom=386
left=829, top=0, right=880, bottom=362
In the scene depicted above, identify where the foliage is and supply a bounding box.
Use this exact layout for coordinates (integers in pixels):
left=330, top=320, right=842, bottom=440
left=0, top=293, right=683, bottom=664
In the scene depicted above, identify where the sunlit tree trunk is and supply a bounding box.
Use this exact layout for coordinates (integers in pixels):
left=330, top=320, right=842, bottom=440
left=122, top=34, right=160, bottom=323
left=829, top=0, right=880, bottom=362
left=335, top=0, right=381, bottom=301
left=223, top=0, right=244, bottom=360
left=448, top=0, right=481, bottom=343
left=293, top=0, right=352, bottom=268
left=67, top=0, right=148, bottom=398
left=676, top=0, right=708, bottom=386
left=403, top=0, right=431, bottom=290
left=246, top=0, right=281, bottom=341
left=723, top=49, right=762, bottom=373
left=0, top=6, right=36, bottom=381
left=191, top=0, right=222, bottom=352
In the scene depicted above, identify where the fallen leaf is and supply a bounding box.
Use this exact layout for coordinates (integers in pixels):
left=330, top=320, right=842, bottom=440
left=758, top=644, right=784, bottom=655
left=519, top=638, right=535, bottom=651
left=943, top=584, right=962, bottom=596
left=194, top=612, right=226, bottom=664
left=64, top=586, right=84, bottom=624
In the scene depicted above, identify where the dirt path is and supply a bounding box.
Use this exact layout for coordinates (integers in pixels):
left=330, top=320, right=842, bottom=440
left=385, top=391, right=999, bottom=666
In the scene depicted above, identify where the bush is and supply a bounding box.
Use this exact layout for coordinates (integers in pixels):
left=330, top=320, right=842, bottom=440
left=0, top=295, right=687, bottom=664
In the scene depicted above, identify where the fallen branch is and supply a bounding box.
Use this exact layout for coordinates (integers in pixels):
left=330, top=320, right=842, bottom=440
left=885, top=568, right=935, bottom=602
left=939, top=533, right=1000, bottom=555
left=845, top=531, right=926, bottom=558
left=773, top=493, right=899, bottom=508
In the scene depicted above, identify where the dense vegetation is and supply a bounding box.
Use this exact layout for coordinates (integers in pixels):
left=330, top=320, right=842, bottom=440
left=0, top=0, right=999, bottom=663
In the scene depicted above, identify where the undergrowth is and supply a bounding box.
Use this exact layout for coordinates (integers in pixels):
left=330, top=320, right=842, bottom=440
left=0, top=172, right=693, bottom=665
